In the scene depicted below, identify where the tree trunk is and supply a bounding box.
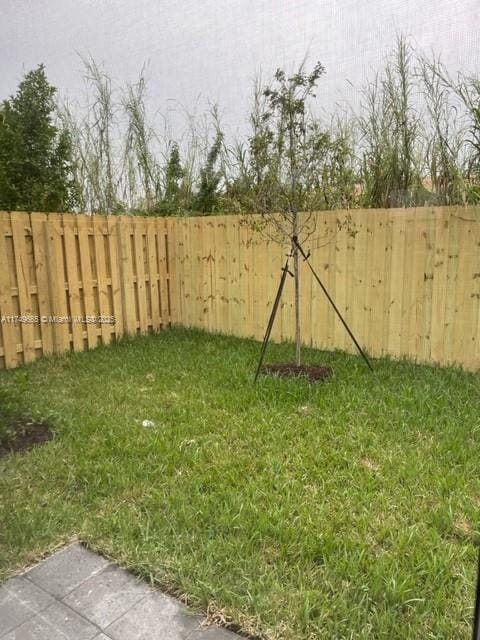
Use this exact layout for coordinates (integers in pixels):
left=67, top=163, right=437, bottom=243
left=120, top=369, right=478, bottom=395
left=292, top=212, right=301, bottom=366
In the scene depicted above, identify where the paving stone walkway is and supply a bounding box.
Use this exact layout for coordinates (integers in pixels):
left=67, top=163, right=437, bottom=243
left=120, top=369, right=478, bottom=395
left=0, top=543, right=241, bottom=640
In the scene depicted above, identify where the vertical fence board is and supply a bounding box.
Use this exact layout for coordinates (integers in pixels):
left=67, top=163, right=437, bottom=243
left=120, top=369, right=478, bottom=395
left=263, top=231, right=275, bottom=342
left=146, top=218, right=160, bottom=331
left=175, top=219, right=186, bottom=326
left=225, top=219, right=238, bottom=335
left=188, top=218, right=198, bottom=329
left=210, top=221, right=219, bottom=333
left=470, top=211, right=480, bottom=365
left=164, top=217, right=178, bottom=325
left=254, top=233, right=269, bottom=341
left=133, top=220, right=147, bottom=333
left=387, top=213, right=406, bottom=358
left=305, top=218, right=318, bottom=348
left=430, top=208, right=449, bottom=364
left=157, top=217, right=171, bottom=327
left=378, top=217, right=393, bottom=355
left=191, top=218, right=203, bottom=329
left=117, top=216, right=136, bottom=334
left=0, top=213, right=18, bottom=367
left=107, top=216, right=124, bottom=338
left=63, top=214, right=84, bottom=351
left=420, top=211, right=436, bottom=362
left=453, top=212, right=477, bottom=368
left=239, top=222, right=252, bottom=338
left=381, top=214, right=394, bottom=356
left=271, top=240, right=283, bottom=343
left=443, top=210, right=460, bottom=364
left=93, top=216, right=112, bottom=345
left=77, top=215, right=97, bottom=348
left=352, top=212, right=368, bottom=348
left=343, top=224, right=357, bottom=355
left=31, top=213, right=54, bottom=356
left=45, top=213, right=70, bottom=353
left=399, top=214, right=415, bottom=358
left=214, top=219, right=227, bottom=334
left=324, top=214, right=339, bottom=350
left=369, top=213, right=387, bottom=356
left=10, top=212, right=35, bottom=362
left=333, top=212, right=349, bottom=351
left=410, top=213, right=428, bottom=361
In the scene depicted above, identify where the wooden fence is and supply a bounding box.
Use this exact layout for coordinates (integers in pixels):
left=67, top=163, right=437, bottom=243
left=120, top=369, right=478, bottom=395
left=0, top=212, right=171, bottom=368
left=170, top=206, right=480, bottom=371
left=1, top=206, right=480, bottom=370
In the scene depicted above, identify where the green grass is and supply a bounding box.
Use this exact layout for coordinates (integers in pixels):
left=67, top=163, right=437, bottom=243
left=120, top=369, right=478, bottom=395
left=0, top=327, right=479, bottom=639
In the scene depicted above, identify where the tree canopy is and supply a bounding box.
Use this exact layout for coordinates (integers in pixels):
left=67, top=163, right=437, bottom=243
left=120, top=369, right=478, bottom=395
left=0, top=64, right=77, bottom=212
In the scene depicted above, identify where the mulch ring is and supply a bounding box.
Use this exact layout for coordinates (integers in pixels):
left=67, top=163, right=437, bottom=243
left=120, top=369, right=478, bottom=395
left=0, top=417, right=53, bottom=459
left=260, top=363, right=333, bottom=381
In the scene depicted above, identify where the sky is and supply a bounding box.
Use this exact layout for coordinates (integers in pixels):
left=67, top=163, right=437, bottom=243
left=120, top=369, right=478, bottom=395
left=1, top=0, right=479, bottom=139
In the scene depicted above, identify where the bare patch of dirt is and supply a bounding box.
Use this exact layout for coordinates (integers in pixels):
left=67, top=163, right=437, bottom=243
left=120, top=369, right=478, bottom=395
left=453, top=517, right=476, bottom=541
left=260, top=363, right=333, bottom=382
left=360, top=457, right=381, bottom=473
left=0, top=417, right=53, bottom=458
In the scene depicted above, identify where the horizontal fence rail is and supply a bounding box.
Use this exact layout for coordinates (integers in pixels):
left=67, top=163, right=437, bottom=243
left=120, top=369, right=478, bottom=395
left=0, top=212, right=171, bottom=368
left=1, top=206, right=480, bottom=370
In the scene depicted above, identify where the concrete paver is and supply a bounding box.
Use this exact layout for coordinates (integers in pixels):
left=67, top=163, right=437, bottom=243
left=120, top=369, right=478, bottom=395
left=1, top=600, right=98, bottom=639
left=105, top=591, right=201, bottom=640
left=0, top=577, right=55, bottom=636
left=26, top=544, right=109, bottom=598
left=63, top=564, right=151, bottom=627
left=0, top=544, right=243, bottom=640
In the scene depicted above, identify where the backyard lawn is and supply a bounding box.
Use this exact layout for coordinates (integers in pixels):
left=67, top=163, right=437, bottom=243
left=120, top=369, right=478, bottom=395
left=0, top=327, right=479, bottom=639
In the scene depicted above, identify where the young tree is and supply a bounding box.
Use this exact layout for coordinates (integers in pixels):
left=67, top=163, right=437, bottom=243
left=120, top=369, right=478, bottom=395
left=254, top=61, right=325, bottom=365
left=0, top=65, right=76, bottom=211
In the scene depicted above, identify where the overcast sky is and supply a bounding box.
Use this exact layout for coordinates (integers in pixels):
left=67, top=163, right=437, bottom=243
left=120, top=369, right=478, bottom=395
left=2, top=0, right=479, bottom=137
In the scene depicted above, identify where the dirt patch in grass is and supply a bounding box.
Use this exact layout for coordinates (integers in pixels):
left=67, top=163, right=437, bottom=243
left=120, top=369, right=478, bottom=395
left=0, top=417, right=53, bottom=458
left=260, top=363, right=333, bottom=381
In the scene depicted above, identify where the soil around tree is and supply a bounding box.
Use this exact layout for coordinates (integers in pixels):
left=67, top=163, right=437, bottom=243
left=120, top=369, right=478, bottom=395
left=260, top=363, right=333, bottom=381
left=0, top=417, right=53, bottom=458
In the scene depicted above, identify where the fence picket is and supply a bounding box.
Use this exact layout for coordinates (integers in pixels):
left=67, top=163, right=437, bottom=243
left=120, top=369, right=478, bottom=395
left=0, top=214, right=18, bottom=367
left=63, top=214, right=84, bottom=351
left=107, top=216, right=124, bottom=338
